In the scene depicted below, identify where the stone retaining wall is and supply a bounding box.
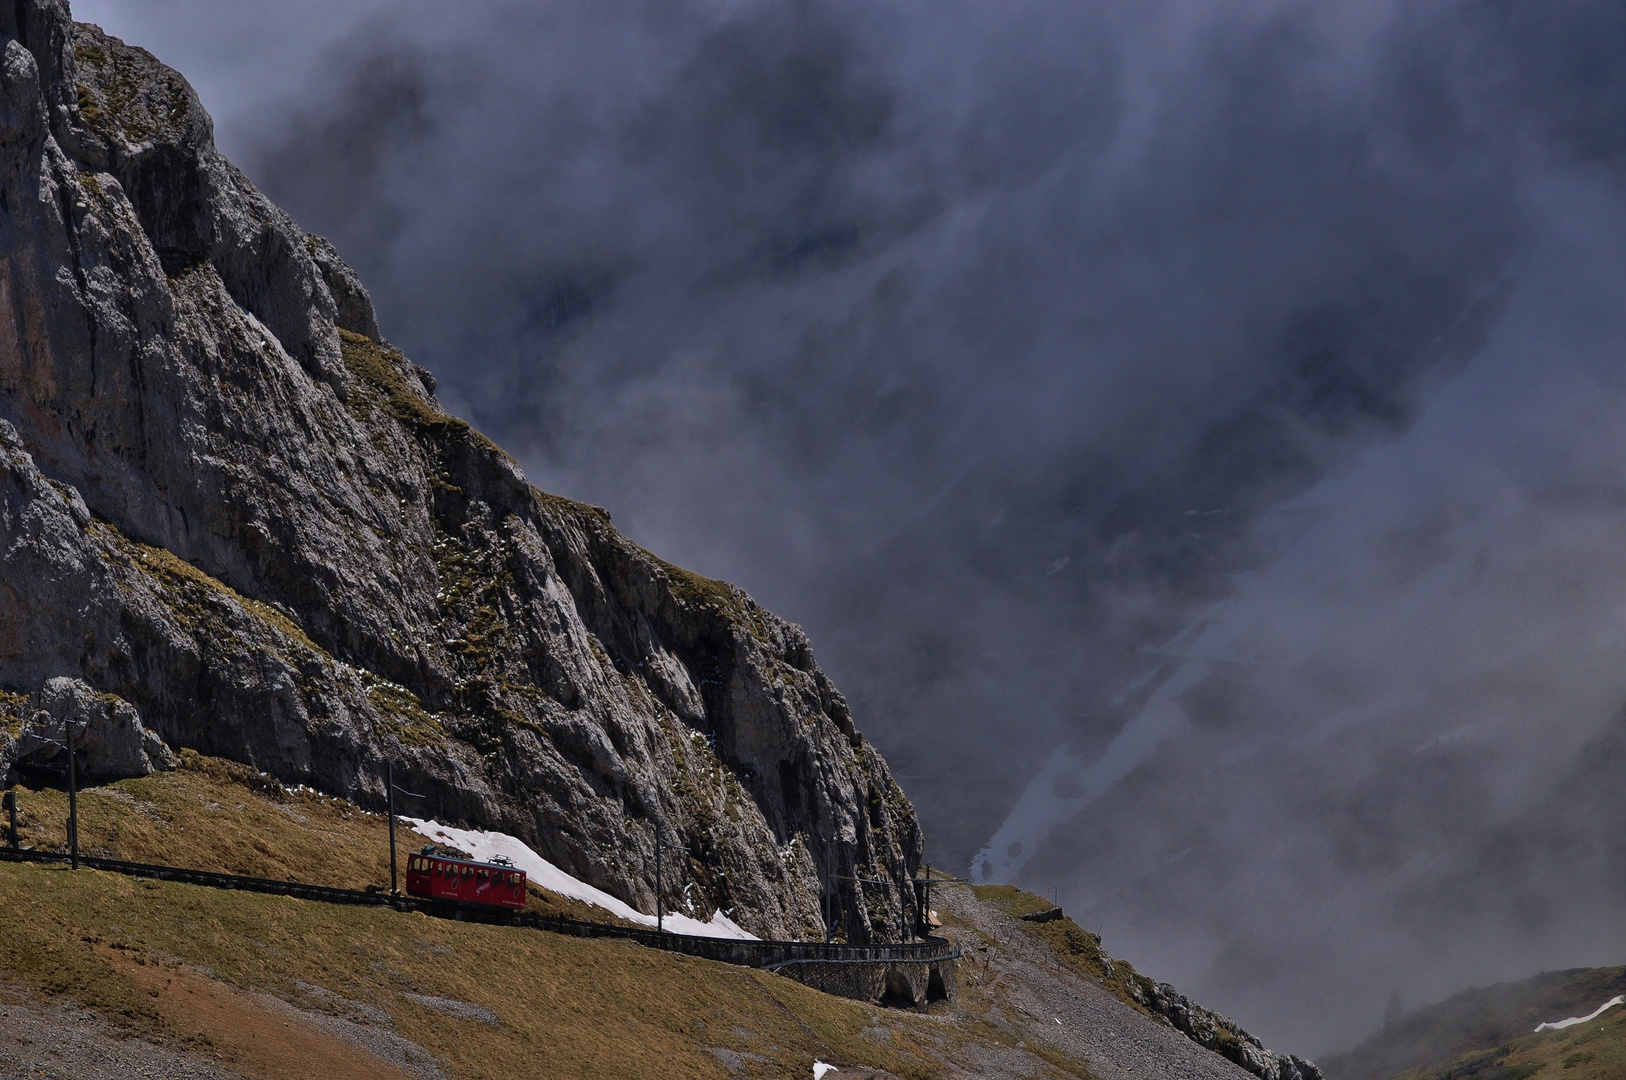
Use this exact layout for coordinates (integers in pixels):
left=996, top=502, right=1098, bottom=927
left=771, top=957, right=957, bottom=1007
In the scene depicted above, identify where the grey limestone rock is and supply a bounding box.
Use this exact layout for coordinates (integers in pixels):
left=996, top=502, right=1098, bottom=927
left=6, top=676, right=177, bottom=779
left=0, top=0, right=921, bottom=941
left=1135, top=979, right=1326, bottom=1080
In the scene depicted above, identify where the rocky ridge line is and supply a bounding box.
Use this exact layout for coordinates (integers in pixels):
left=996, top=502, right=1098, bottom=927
left=996, top=895, right=1323, bottom=1080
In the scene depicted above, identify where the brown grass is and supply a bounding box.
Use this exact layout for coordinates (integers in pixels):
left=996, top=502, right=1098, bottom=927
left=338, top=329, right=460, bottom=435
left=99, top=945, right=419, bottom=1080
left=8, top=751, right=640, bottom=927
left=0, top=757, right=1092, bottom=1079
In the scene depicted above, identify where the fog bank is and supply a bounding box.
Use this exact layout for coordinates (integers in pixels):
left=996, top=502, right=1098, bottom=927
left=71, top=0, right=1626, bottom=1056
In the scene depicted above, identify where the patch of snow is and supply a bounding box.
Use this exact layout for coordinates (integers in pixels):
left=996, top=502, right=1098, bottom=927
left=970, top=657, right=1212, bottom=883
left=972, top=598, right=1268, bottom=884
left=1296, top=692, right=1421, bottom=748
left=813, top=1063, right=839, bottom=1079
left=1414, top=724, right=1477, bottom=753
left=1534, top=995, right=1624, bottom=1033
left=402, top=818, right=757, bottom=940
left=1110, top=664, right=1163, bottom=706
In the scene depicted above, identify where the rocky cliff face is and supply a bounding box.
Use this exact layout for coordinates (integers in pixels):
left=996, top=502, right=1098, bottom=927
left=0, top=0, right=921, bottom=941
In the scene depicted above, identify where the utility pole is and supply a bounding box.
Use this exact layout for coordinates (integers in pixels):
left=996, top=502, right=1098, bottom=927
left=66, top=725, right=78, bottom=871
left=385, top=765, right=426, bottom=896
left=655, top=823, right=664, bottom=932
left=818, top=829, right=835, bottom=943
left=387, top=761, right=398, bottom=895
left=900, top=875, right=908, bottom=942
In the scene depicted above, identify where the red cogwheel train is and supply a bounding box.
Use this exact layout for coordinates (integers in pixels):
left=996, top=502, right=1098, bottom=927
left=404, top=845, right=527, bottom=909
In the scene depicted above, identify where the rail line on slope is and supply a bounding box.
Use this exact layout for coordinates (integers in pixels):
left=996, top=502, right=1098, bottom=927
left=0, top=847, right=959, bottom=969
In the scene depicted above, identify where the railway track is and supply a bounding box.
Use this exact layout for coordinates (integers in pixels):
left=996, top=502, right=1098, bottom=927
left=0, top=846, right=959, bottom=970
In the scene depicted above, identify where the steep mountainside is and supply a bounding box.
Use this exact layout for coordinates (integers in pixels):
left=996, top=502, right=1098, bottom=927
left=0, top=0, right=919, bottom=941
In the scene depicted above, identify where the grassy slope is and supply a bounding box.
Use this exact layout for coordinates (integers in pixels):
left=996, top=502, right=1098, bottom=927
left=0, top=758, right=1095, bottom=1080
left=966, top=886, right=1164, bottom=1017
left=1394, top=1006, right=1626, bottom=1080
left=1324, top=966, right=1626, bottom=1080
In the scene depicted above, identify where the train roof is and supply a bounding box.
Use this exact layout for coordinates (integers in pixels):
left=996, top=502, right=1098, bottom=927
left=415, top=845, right=521, bottom=872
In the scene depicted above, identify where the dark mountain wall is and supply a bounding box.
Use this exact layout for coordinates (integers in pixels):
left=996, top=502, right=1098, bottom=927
left=0, top=0, right=920, bottom=941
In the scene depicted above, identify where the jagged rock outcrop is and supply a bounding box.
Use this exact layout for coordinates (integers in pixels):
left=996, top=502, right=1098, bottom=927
left=1, top=675, right=176, bottom=779
left=0, top=0, right=921, bottom=940
left=1131, top=978, right=1324, bottom=1080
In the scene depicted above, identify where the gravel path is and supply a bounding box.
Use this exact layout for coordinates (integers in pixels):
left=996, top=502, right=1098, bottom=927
left=938, top=882, right=1256, bottom=1080
left=0, top=972, right=440, bottom=1080
left=0, top=990, right=242, bottom=1080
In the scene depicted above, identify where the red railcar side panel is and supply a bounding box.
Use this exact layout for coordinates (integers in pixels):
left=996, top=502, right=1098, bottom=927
left=404, top=853, right=526, bottom=909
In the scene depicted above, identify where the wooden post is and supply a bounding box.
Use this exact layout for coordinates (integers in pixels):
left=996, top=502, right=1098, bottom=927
left=3, top=790, right=16, bottom=849
left=655, top=823, right=664, bottom=932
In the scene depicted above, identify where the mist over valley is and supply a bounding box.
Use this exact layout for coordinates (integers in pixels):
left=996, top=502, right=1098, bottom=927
left=51, top=0, right=1626, bottom=1062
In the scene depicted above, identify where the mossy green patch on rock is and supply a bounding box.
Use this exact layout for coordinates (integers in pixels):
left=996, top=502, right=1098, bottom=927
left=429, top=521, right=516, bottom=673
left=98, top=525, right=321, bottom=657
left=356, top=672, right=447, bottom=749
left=648, top=554, right=775, bottom=644
left=71, top=26, right=194, bottom=145
left=1, top=690, right=30, bottom=738
left=337, top=329, right=454, bottom=433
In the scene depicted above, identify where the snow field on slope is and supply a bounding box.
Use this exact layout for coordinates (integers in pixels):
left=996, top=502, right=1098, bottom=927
left=1534, top=995, right=1625, bottom=1033
left=403, top=818, right=757, bottom=940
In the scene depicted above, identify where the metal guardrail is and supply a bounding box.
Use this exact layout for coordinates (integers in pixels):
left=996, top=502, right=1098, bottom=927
left=0, top=846, right=959, bottom=969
